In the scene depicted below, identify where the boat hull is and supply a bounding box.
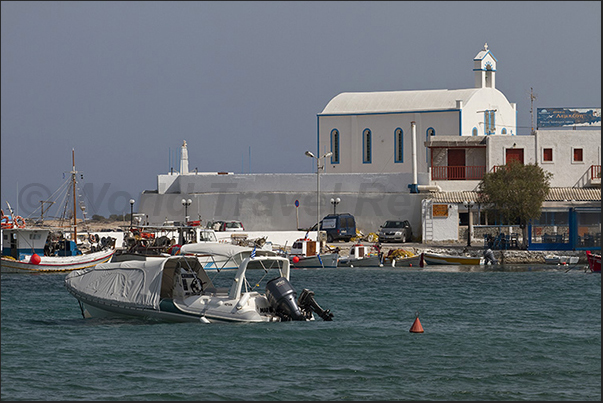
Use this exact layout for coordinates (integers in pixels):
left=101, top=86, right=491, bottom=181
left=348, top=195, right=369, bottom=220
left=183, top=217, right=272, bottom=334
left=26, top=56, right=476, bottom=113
left=421, top=252, right=483, bottom=265
left=338, top=255, right=383, bottom=267
left=75, top=295, right=280, bottom=323
left=544, top=255, right=579, bottom=265
left=389, top=254, right=423, bottom=267
left=1, top=249, right=114, bottom=273
left=289, top=253, right=338, bottom=268
left=586, top=251, right=601, bottom=273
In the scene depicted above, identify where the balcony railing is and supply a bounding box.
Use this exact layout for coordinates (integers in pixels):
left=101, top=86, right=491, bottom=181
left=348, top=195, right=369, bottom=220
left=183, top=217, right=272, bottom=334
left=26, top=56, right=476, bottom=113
left=589, top=165, right=601, bottom=187
left=431, top=166, right=486, bottom=181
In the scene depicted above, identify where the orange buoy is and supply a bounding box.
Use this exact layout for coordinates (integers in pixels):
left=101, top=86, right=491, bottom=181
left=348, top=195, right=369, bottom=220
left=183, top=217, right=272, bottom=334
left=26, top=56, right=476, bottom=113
left=409, top=314, right=424, bottom=333
left=30, top=253, right=41, bottom=265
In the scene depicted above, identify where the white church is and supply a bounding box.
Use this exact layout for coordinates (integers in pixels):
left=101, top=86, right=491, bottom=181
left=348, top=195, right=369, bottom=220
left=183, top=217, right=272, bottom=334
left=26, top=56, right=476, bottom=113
left=317, top=43, right=517, bottom=181
left=139, top=44, right=600, bottom=248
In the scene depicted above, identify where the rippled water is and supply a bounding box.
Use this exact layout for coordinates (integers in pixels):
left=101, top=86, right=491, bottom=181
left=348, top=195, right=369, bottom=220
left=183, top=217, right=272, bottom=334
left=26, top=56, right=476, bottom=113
left=2, top=264, right=601, bottom=401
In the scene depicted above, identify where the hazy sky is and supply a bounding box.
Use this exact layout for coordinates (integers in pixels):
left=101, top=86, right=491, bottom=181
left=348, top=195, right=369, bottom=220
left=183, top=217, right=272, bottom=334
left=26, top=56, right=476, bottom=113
left=2, top=1, right=601, bottom=217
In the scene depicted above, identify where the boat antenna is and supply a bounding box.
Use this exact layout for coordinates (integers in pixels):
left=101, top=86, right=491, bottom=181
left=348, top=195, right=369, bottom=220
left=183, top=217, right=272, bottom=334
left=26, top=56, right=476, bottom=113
left=72, top=148, right=77, bottom=243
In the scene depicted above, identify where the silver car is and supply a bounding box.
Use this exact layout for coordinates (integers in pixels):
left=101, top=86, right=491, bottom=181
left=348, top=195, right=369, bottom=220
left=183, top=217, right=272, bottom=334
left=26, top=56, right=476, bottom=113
left=378, top=220, right=413, bottom=243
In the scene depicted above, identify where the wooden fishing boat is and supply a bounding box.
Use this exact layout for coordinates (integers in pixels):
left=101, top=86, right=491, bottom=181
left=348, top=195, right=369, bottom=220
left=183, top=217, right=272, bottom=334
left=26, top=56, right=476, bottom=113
left=384, top=248, right=422, bottom=267
left=1, top=150, right=115, bottom=273
left=421, top=251, right=483, bottom=265
left=287, top=237, right=338, bottom=268
left=338, top=244, right=383, bottom=267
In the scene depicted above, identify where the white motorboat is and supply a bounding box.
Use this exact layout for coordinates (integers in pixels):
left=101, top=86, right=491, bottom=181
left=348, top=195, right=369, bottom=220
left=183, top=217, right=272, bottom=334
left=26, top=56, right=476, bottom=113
left=178, top=242, right=276, bottom=270
left=338, top=244, right=383, bottom=267
left=64, top=254, right=333, bottom=323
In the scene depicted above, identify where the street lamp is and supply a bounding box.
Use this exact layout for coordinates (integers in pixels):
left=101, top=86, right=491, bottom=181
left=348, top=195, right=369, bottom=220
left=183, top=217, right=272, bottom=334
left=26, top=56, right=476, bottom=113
left=305, top=150, right=332, bottom=242
left=181, top=198, right=192, bottom=225
left=463, top=200, right=475, bottom=247
left=330, top=197, right=341, bottom=214
left=129, top=199, right=135, bottom=230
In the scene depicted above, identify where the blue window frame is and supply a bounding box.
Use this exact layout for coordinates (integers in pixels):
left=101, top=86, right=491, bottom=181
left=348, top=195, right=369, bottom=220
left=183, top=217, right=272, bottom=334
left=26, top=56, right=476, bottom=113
left=472, top=127, right=478, bottom=136
left=362, top=129, right=372, bottom=164
left=330, top=129, right=340, bottom=164
left=501, top=128, right=507, bottom=134
left=394, top=128, right=403, bottom=163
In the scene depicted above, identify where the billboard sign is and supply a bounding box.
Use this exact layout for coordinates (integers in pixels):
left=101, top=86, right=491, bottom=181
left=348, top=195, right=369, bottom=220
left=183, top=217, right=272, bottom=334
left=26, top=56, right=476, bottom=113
left=537, top=108, right=601, bottom=128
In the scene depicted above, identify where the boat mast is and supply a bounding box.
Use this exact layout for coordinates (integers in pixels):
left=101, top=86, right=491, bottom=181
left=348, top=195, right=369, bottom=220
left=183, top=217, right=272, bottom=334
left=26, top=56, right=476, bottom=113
left=72, top=149, right=77, bottom=243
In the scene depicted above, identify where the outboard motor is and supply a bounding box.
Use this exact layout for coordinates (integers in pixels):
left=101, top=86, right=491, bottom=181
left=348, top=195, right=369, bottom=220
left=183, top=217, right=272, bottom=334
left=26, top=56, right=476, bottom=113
left=265, top=277, right=306, bottom=321
left=483, top=248, right=498, bottom=265
left=298, top=289, right=333, bottom=321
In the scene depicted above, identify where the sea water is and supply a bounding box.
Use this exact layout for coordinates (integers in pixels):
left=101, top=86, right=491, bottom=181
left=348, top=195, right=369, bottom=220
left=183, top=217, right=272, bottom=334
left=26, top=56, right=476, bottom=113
left=1, top=264, right=600, bottom=401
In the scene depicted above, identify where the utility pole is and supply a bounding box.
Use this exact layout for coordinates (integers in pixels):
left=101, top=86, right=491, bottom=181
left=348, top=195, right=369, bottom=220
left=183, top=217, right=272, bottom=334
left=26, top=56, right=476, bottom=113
left=530, top=87, right=537, bottom=135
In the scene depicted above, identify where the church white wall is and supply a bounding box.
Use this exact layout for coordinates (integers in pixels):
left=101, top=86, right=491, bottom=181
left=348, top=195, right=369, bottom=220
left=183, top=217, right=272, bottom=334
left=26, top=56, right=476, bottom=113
left=462, top=88, right=516, bottom=136
left=318, top=111, right=460, bottom=175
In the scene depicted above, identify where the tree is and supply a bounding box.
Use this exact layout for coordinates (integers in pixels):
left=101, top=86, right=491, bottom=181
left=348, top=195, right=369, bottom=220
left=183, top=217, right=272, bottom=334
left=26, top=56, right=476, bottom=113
left=477, top=161, right=552, bottom=248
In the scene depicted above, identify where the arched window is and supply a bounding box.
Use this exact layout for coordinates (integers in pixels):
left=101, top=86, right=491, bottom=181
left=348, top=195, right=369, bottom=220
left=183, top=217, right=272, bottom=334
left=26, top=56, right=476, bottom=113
left=485, top=110, right=496, bottom=135
left=330, top=129, right=340, bottom=164
left=394, top=128, right=403, bottom=163
left=501, top=128, right=507, bottom=134
left=363, top=129, right=372, bottom=164
left=472, top=127, right=478, bottom=136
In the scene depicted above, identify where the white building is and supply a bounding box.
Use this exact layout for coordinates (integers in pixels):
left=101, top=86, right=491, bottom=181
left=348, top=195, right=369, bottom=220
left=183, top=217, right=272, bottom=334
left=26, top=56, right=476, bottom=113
left=138, top=45, right=600, bottom=249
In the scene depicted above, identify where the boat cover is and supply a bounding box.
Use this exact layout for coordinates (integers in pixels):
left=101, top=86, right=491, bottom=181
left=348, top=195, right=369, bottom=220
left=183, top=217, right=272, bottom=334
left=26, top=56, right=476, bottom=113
left=65, top=257, right=175, bottom=310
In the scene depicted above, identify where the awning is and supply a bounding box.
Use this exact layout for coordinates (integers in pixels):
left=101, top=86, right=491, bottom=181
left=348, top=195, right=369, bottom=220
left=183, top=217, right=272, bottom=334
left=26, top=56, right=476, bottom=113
left=425, top=135, right=487, bottom=148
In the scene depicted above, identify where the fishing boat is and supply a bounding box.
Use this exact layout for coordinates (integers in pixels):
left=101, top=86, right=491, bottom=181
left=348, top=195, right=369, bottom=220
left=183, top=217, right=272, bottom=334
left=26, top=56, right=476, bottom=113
left=586, top=250, right=601, bottom=273
left=64, top=254, right=334, bottom=323
left=112, top=225, right=221, bottom=262
left=544, top=254, right=579, bottom=265
left=338, top=244, right=383, bottom=267
left=421, top=251, right=484, bottom=265
left=1, top=226, right=114, bottom=273
left=1, top=150, right=115, bottom=273
left=384, top=248, right=422, bottom=267
left=287, top=237, right=339, bottom=268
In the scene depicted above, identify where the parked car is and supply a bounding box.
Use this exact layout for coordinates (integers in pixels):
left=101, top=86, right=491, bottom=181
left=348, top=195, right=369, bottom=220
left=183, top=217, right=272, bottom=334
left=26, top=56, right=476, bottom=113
left=311, top=213, right=356, bottom=242
left=378, top=220, right=413, bottom=243
left=220, top=220, right=245, bottom=232
left=206, top=220, right=245, bottom=232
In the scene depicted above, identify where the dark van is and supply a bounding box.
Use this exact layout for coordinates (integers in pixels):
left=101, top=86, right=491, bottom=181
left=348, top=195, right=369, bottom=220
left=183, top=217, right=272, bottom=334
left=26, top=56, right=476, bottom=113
left=314, top=213, right=356, bottom=242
